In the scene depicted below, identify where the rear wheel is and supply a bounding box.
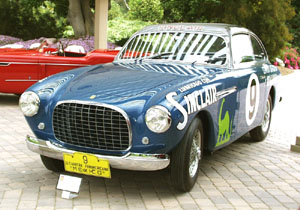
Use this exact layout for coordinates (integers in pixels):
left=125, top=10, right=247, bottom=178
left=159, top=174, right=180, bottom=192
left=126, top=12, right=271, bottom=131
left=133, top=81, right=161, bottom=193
left=170, top=118, right=203, bottom=192
left=250, top=95, right=272, bottom=141
left=40, top=155, right=64, bottom=172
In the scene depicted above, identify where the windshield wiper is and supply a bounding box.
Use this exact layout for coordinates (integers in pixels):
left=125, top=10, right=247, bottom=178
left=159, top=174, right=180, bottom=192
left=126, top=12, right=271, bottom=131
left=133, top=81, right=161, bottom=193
left=136, top=52, right=173, bottom=62
left=205, top=56, right=226, bottom=64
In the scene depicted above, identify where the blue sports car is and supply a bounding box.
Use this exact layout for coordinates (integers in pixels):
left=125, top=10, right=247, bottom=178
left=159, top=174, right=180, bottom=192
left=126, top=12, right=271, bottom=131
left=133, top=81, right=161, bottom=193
left=19, top=23, right=281, bottom=192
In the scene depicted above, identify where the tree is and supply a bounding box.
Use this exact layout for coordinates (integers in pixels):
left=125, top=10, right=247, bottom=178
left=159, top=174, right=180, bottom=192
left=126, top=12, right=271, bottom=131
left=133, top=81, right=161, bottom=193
left=128, top=0, right=164, bottom=22
left=216, top=0, right=295, bottom=59
left=67, top=0, right=94, bottom=37
left=0, top=0, right=66, bottom=40
left=161, top=0, right=295, bottom=59
left=288, top=0, right=300, bottom=50
left=161, top=0, right=219, bottom=22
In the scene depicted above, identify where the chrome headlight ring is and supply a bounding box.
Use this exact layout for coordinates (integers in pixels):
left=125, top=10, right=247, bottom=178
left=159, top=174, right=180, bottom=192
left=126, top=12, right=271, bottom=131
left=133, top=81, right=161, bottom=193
left=19, top=91, right=40, bottom=117
left=145, top=105, right=172, bottom=133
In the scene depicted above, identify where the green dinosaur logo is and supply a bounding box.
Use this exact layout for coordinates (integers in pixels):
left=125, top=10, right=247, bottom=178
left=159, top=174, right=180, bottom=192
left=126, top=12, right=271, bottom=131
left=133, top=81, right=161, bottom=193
left=216, top=98, right=233, bottom=147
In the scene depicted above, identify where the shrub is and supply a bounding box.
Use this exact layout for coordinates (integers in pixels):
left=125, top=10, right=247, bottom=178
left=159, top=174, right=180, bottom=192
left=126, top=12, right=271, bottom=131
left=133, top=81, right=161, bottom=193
left=109, top=0, right=123, bottom=20
left=282, top=46, right=300, bottom=69
left=108, top=17, right=152, bottom=46
left=0, top=35, right=22, bottom=46
left=275, top=46, right=300, bottom=69
left=160, top=0, right=295, bottom=59
left=0, top=35, right=117, bottom=52
left=128, top=0, right=163, bottom=22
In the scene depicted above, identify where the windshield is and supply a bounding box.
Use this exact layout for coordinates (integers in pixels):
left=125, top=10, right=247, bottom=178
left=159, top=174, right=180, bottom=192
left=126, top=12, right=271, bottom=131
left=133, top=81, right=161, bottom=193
left=116, top=32, right=227, bottom=65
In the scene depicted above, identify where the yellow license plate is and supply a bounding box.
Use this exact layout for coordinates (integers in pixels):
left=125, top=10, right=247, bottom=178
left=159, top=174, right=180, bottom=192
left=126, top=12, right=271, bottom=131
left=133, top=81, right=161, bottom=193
left=63, top=152, right=111, bottom=178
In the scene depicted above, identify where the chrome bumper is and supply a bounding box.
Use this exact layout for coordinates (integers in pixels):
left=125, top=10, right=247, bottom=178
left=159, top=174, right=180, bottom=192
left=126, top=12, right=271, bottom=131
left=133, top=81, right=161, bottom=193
left=26, top=135, right=170, bottom=171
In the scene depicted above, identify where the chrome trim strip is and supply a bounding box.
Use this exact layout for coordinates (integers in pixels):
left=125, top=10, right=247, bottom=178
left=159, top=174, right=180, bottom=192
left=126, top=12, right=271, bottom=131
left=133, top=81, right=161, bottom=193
left=0, top=62, right=10, bottom=66
left=3, top=62, right=89, bottom=67
left=5, top=79, right=39, bottom=82
left=53, top=100, right=133, bottom=152
left=26, top=135, right=170, bottom=171
left=41, top=63, right=89, bottom=67
left=216, top=86, right=238, bottom=100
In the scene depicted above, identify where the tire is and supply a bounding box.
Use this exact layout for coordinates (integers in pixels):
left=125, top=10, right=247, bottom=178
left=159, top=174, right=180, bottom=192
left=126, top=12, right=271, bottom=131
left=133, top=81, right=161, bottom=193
left=250, top=95, right=272, bottom=141
left=170, top=118, right=203, bottom=192
left=40, top=155, right=65, bottom=172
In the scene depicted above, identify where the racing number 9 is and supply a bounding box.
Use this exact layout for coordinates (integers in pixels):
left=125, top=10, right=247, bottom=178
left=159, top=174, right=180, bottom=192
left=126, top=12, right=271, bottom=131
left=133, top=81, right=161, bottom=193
left=83, top=155, right=88, bottom=164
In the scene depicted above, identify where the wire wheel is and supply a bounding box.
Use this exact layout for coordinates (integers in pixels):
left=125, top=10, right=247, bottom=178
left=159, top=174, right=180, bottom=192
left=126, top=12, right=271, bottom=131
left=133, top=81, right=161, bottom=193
left=189, top=129, right=201, bottom=178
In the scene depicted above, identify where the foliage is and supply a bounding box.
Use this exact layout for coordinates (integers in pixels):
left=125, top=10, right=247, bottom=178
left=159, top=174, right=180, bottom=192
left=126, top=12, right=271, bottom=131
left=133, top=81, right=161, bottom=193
left=161, top=0, right=295, bottom=59
left=0, top=0, right=297, bottom=57
left=63, top=26, right=75, bottom=38
left=0, top=0, right=67, bottom=40
left=114, top=0, right=130, bottom=13
left=161, top=0, right=219, bottom=22
left=288, top=0, right=300, bottom=51
left=0, top=35, right=22, bottom=46
left=109, top=0, right=123, bottom=20
left=220, top=0, right=295, bottom=59
left=128, top=0, right=164, bottom=22
left=0, top=35, right=117, bottom=52
left=108, top=17, right=152, bottom=46
left=276, top=46, right=300, bottom=69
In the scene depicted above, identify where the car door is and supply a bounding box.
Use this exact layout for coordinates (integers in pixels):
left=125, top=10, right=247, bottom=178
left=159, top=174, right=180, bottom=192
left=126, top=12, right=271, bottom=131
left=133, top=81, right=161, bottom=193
left=38, top=55, right=88, bottom=78
left=232, top=33, right=267, bottom=138
left=0, top=53, right=39, bottom=94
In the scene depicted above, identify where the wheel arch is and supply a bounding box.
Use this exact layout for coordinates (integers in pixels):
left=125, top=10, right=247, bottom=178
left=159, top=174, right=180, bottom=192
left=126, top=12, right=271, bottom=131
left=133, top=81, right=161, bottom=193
left=196, top=110, right=214, bottom=151
left=269, top=86, right=276, bottom=111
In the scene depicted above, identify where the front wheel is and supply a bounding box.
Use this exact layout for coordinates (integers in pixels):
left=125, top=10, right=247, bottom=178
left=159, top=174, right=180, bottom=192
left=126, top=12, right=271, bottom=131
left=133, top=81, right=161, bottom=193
left=250, top=95, right=272, bottom=141
left=170, top=118, right=203, bottom=192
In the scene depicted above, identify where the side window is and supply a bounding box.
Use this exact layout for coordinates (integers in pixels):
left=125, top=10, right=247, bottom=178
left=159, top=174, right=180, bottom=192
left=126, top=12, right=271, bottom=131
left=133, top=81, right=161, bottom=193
left=250, top=36, right=265, bottom=61
left=232, top=34, right=254, bottom=65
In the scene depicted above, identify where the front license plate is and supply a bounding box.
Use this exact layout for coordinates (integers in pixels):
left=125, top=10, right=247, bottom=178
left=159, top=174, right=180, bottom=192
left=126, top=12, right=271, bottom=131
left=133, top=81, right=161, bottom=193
left=63, top=152, right=111, bottom=178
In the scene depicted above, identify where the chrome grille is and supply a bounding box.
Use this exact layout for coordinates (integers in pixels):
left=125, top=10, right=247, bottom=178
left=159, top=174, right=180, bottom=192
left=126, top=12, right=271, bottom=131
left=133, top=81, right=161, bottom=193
left=52, top=102, right=130, bottom=151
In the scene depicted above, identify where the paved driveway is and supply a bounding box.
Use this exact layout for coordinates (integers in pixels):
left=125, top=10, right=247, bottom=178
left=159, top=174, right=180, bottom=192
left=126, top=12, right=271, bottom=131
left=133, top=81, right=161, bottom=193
left=0, top=72, right=299, bottom=210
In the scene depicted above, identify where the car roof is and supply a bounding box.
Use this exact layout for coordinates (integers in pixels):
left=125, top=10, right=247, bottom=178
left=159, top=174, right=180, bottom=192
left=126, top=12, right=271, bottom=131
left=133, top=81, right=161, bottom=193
left=137, top=23, right=248, bottom=36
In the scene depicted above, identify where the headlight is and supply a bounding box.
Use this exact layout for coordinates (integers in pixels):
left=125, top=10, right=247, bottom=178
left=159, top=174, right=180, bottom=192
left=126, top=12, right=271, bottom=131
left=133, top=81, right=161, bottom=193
left=145, top=105, right=172, bottom=133
left=19, top=91, right=40, bottom=117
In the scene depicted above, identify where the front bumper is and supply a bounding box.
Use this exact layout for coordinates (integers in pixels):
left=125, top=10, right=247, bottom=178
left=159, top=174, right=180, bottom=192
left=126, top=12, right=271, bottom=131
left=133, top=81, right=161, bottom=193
left=26, top=135, right=170, bottom=171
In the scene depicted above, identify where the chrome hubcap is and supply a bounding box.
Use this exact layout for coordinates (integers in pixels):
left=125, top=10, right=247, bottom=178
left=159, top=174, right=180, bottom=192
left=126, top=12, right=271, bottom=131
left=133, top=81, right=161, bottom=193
left=262, top=99, right=271, bottom=132
left=189, top=129, right=201, bottom=178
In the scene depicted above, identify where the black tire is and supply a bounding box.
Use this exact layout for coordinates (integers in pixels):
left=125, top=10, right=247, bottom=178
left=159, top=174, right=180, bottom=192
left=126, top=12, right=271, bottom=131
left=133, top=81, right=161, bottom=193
left=250, top=95, right=272, bottom=141
left=170, top=118, right=203, bottom=192
left=40, top=155, right=65, bottom=172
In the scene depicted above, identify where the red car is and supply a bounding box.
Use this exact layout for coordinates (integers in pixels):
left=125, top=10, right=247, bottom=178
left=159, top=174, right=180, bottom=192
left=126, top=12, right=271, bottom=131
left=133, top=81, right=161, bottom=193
left=0, top=45, right=118, bottom=94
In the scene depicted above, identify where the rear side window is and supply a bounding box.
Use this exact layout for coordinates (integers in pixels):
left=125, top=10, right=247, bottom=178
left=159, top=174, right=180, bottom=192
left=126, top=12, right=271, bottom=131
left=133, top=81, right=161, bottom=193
left=232, top=34, right=254, bottom=64
left=251, top=36, right=265, bottom=61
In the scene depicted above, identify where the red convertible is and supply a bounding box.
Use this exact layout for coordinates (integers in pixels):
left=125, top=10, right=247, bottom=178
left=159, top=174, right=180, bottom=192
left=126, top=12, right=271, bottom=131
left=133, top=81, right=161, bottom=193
left=0, top=45, right=118, bottom=94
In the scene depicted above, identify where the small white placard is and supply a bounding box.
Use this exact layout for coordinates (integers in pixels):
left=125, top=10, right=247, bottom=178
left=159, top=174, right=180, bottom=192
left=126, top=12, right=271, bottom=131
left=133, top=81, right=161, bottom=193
left=61, top=191, right=71, bottom=199
left=61, top=190, right=79, bottom=199
left=57, top=174, right=82, bottom=193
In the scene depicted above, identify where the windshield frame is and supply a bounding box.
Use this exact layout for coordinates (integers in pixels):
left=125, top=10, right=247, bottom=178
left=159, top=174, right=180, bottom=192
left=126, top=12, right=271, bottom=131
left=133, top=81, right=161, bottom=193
left=115, top=31, right=230, bottom=67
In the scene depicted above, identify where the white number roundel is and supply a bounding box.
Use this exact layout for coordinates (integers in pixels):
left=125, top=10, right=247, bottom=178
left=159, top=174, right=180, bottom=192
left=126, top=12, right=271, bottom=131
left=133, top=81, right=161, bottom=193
left=245, top=73, right=260, bottom=126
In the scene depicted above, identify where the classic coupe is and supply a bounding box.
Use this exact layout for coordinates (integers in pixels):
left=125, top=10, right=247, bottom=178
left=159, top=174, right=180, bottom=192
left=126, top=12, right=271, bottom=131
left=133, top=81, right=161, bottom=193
left=20, top=23, right=281, bottom=192
left=0, top=42, right=118, bottom=94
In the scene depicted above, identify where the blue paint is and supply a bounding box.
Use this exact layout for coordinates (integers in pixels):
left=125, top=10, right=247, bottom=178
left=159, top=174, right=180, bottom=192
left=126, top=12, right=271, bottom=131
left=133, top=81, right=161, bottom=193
left=23, top=24, right=281, bottom=157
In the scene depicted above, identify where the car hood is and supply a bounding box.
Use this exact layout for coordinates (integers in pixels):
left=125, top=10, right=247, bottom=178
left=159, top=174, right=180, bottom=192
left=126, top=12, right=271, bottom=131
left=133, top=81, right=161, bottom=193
left=58, top=63, right=189, bottom=102
left=41, top=62, right=222, bottom=112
